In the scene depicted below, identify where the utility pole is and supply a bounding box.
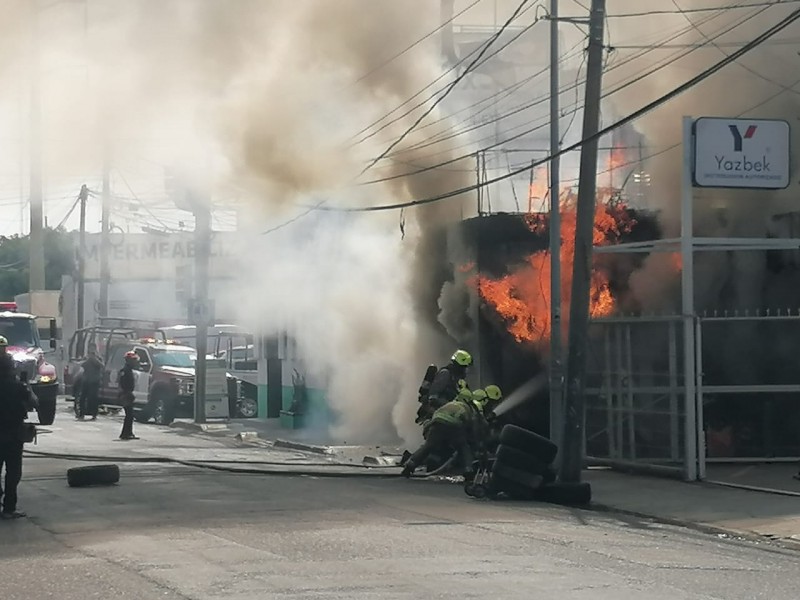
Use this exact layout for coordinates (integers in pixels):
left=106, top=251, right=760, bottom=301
left=98, top=146, right=111, bottom=318
left=193, top=202, right=211, bottom=425
left=28, top=1, right=45, bottom=292
left=559, top=0, right=606, bottom=483
left=548, top=0, right=563, bottom=459
left=76, top=184, right=89, bottom=329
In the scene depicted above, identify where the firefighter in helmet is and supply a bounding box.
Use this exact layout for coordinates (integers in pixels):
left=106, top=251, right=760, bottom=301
left=424, top=349, right=473, bottom=413
left=402, top=381, right=486, bottom=478
left=118, top=352, right=140, bottom=441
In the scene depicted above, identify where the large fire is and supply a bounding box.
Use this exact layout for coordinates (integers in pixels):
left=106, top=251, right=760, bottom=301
left=473, top=156, right=636, bottom=347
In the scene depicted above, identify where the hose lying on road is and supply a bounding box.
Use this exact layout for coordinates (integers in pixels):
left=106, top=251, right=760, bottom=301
left=23, top=449, right=446, bottom=480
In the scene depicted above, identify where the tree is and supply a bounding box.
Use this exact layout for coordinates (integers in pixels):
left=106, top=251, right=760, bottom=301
left=0, top=228, right=76, bottom=300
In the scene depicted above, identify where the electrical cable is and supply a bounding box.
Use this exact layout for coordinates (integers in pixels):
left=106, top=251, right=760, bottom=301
left=378, top=3, right=730, bottom=160
left=352, top=0, right=484, bottom=87
left=671, top=0, right=800, bottom=98
left=603, top=0, right=800, bottom=19
left=353, top=1, right=540, bottom=144
left=360, top=0, right=536, bottom=175
left=359, top=1, right=774, bottom=184
left=310, top=6, right=800, bottom=213
left=54, top=192, right=82, bottom=229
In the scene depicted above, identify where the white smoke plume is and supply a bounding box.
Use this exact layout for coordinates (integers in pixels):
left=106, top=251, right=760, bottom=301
left=0, top=0, right=480, bottom=444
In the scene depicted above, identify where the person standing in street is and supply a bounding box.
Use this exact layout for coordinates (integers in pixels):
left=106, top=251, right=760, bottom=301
left=0, top=354, right=32, bottom=519
left=118, top=352, right=139, bottom=441
left=0, top=336, right=14, bottom=373
left=79, top=344, right=104, bottom=421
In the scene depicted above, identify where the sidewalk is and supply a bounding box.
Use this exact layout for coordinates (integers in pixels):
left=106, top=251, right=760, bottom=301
left=586, top=469, right=800, bottom=548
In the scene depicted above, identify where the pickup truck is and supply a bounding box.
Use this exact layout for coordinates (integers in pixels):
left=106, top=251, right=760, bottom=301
left=0, top=310, right=59, bottom=425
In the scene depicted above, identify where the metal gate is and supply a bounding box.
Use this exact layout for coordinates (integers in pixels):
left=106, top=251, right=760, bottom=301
left=584, top=316, right=695, bottom=479
left=698, top=311, right=800, bottom=464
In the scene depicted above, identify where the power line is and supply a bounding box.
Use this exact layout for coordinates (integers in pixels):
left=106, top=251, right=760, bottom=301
left=359, top=1, right=769, bottom=186
left=312, top=6, right=800, bottom=213
left=352, top=0, right=484, bottom=87
left=602, top=0, right=800, bottom=19
left=358, top=0, right=537, bottom=172
left=54, top=192, right=82, bottom=229
left=354, top=1, right=541, bottom=146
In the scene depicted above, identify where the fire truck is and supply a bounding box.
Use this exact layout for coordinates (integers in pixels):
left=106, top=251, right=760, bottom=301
left=0, top=302, right=59, bottom=425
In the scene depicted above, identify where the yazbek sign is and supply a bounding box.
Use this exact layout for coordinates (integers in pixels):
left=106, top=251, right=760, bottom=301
left=693, top=117, right=791, bottom=189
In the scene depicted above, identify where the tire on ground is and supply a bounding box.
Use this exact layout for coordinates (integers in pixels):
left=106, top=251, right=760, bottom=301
left=67, top=464, right=120, bottom=488
left=491, top=462, right=544, bottom=500
left=494, top=444, right=556, bottom=478
left=498, top=424, right=558, bottom=464
left=532, top=481, right=592, bottom=506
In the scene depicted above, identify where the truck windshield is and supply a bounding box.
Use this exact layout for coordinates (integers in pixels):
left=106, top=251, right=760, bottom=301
left=151, top=351, right=195, bottom=368
left=0, top=318, right=38, bottom=348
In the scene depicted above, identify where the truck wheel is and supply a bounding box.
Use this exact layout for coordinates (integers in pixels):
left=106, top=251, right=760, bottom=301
left=236, top=397, right=258, bottom=418
left=151, top=395, right=175, bottom=426
left=498, top=424, right=558, bottom=464
left=67, top=464, right=120, bottom=488
left=532, top=482, right=592, bottom=507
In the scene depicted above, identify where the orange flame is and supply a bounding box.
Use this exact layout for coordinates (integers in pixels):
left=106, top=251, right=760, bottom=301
left=474, top=197, right=634, bottom=346
left=527, top=166, right=550, bottom=212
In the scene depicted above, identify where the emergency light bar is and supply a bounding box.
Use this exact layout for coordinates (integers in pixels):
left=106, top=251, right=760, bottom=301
left=0, top=302, right=18, bottom=312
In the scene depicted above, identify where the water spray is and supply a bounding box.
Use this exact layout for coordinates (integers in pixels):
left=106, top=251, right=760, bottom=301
left=491, top=372, right=549, bottom=417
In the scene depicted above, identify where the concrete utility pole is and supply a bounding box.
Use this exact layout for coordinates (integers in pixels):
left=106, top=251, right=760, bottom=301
left=98, top=146, right=111, bottom=318
left=559, top=0, right=606, bottom=483
left=548, top=0, right=563, bottom=458
left=193, top=203, right=211, bottom=425
left=76, top=184, right=89, bottom=329
left=28, top=1, right=45, bottom=293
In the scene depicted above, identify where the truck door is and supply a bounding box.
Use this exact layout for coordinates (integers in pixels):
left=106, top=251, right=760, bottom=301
left=102, top=346, right=127, bottom=404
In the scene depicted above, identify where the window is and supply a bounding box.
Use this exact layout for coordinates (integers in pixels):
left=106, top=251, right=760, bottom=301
left=0, top=318, right=38, bottom=348
left=107, top=346, right=128, bottom=372
left=134, top=348, right=152, bottom=372
left=151, top=351, right=195, bottom=369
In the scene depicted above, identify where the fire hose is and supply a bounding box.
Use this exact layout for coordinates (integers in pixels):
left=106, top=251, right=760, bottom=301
left=23, top=448, right=454, bottom=480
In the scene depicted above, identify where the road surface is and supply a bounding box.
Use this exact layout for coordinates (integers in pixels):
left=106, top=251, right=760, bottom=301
left=2, top=406, right=799, bottom=599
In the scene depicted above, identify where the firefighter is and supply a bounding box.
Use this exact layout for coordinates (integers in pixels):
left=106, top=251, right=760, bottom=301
left=484, top=384, right=503, bottom=417
left=416, top=349, right=473, bottom=424
left=78, top=344, right=104, bottom=421
left=118, top=352, right=139, bottom=441
left=402, top=387, right=486, bottom=478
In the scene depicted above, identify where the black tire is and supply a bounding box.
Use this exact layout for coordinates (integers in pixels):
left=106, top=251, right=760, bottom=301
left=494, top=444, right=555, bottom=478
left=67, top=464, right=120, bottom=488
left=532, top=482, right=592, bottom=507
left=151, top=393, right=175, bottom=426
left=498, top=424, right=558, bottom=464
left=491, top=462, right=544, bottom=496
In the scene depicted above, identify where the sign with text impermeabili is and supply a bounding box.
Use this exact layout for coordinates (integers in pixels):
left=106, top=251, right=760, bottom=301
left=693, top=117, right=791, bottom=190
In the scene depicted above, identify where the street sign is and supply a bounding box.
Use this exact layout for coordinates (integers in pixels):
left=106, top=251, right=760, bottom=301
left=693, top=117, right=790, bottom=189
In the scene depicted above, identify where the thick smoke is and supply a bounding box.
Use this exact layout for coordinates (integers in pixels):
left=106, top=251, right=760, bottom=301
left=0, top=0, right=480, bottom=444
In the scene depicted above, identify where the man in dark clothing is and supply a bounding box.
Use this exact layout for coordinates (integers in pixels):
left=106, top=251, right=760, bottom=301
left=118, top=352, right=139, bottom=441
left=0, top=357, right=32, bottom=519
left=79, top=344, right=104, bottom=420
left=416, top=349, right=473, bottom=424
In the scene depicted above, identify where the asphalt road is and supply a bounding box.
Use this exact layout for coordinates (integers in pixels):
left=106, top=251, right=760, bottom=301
left=2, top=407, right=800, bottom=599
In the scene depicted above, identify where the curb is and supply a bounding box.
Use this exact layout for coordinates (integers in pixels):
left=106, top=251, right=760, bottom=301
left=274, top=439, right=333, bottom=455
left=590, top=502, right=800, bottom=553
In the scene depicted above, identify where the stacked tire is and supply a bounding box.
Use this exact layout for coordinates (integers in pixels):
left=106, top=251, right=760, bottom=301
left=488, top=425, right=591, bottom=506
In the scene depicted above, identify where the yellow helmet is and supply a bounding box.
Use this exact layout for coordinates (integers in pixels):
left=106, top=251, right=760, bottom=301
left=451, top=349, right=472, bottom=367
left=471, top=389, right=488, bottom=411
left=485, top=385, right=502, bottom=401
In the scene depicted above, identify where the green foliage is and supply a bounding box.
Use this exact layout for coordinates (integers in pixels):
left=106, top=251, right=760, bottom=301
left=0, top=228, right=75, bottom=300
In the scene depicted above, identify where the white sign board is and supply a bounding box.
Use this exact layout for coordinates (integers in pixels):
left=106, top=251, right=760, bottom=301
left=693, top=117, right=790, bottom=189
